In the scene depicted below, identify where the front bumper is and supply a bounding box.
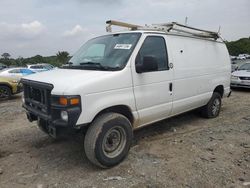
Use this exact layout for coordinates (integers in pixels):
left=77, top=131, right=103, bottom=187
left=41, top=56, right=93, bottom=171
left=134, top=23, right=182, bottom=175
left=24, top=103, right=81, bottom=128
left=24, top=103, right=81, bottom=138
left=231, top=79, right=250, bottom=88
left=21, top=79, right=82, bottom=130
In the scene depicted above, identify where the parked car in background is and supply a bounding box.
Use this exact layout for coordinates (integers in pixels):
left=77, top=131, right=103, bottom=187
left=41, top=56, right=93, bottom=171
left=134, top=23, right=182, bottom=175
left=231, top=64, right=238, bottom=73
left=230, top=56, right=237, bottom=61
left=237, top=56, right=246, bottom=60
left=238, top=54, right=250, bottom=59
left=0, top=63, right=7, bottom=70
left=0, top=68, right=35, bottom=78
left=27, top=64, right=55, bottom=72
left=0, top=76, right=23, bottom=99
left=231, top=63, right=250, bottom=88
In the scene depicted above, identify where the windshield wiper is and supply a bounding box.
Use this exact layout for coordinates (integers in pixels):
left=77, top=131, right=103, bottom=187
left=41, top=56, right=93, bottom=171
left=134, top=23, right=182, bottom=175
left=62, top=62, right=120, bottom=71
left=79, top=62, right=119, bottom=71
left=80, top=62, right=101, bottom=66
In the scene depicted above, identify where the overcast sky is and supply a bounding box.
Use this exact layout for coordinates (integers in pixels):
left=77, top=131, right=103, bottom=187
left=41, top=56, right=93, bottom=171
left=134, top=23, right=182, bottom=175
left=0, top=0, right=249, bottom=58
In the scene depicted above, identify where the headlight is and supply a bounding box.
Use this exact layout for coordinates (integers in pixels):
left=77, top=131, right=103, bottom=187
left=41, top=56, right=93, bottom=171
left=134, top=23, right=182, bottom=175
left=52, top=95, right=81, bottom=106
left=231, top=75, right=238, bottom=80
left=61, top=111, right=68, bottom=121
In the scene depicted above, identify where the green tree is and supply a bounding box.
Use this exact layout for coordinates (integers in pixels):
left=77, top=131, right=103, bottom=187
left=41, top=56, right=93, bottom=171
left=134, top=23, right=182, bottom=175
left=226, top=38, right=250, bottom=56
left=1, top=53, right=11, bottom=59
left=33, top=55, right=44, bottom=64
left=56, top=51, right=70, bottom=65
left=16, top=56, right=24, bottom=66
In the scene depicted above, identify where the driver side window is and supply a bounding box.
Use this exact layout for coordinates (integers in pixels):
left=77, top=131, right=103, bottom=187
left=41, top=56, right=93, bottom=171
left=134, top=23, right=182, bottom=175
left=136, top=36, right=169, bottom=71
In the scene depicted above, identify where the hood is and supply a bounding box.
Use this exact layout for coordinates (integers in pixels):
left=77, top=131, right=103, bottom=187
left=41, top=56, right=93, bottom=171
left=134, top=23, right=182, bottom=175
left=232, top=70, right=250, bottom=77
left=23, top=69, right=114, bottom=95
left=0, top=76, right=20, bottom=82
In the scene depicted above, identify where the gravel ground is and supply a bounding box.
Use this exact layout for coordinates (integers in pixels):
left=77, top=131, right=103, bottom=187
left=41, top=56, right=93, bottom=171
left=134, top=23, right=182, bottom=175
left=0, top=90, right=250, bottom=188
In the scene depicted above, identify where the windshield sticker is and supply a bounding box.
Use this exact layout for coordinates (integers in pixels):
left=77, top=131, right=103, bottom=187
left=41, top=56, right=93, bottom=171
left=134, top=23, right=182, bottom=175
left=114, top=44, right=132, bottom=50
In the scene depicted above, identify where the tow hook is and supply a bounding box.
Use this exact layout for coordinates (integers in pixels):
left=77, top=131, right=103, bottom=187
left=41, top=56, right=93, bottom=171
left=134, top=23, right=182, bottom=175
left=48, top=126, right=57, bottom=138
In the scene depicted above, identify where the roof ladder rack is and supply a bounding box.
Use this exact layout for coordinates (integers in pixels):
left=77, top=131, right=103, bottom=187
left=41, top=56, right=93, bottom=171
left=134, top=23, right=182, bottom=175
left=106, top=20, right=220, bottom=40
left=161, top=22, right=220, bottom=40
left=106, top=20, right=141, bottom=32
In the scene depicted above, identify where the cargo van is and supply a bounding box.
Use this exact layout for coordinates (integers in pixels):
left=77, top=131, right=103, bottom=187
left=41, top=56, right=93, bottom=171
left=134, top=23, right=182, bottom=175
left=21, top=21, right=231, bottom=168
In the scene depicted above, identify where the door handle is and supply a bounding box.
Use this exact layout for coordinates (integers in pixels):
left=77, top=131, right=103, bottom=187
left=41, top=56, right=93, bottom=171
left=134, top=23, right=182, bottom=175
left=169, top=83, right=173, bottom=92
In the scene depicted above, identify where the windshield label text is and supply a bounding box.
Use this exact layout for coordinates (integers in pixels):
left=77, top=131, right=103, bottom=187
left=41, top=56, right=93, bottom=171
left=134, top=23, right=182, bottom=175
left=114, top=44, right=132, bottom=50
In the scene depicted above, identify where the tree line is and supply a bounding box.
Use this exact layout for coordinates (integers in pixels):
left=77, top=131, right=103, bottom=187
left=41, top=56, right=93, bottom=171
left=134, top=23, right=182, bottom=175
left=0, top=51, right=70, bottom=67
left=225, top=37, right=250, bottom=56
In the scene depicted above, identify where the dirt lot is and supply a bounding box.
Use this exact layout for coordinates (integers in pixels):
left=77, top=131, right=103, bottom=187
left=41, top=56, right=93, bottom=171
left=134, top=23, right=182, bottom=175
left=0, top=90, right=250, bottom=188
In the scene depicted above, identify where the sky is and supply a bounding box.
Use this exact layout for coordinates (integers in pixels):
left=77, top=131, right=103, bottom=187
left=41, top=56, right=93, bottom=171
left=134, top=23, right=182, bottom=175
left=0, top=0, right=249, bottom=58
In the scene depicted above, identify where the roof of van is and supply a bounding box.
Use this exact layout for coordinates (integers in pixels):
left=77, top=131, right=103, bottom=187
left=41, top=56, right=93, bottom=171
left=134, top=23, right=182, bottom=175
left=107, top=30, right=224, bottom=43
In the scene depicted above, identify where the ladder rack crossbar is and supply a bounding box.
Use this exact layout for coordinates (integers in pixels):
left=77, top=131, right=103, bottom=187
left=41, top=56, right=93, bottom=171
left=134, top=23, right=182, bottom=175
left=106, top=20, right=220, bottom=40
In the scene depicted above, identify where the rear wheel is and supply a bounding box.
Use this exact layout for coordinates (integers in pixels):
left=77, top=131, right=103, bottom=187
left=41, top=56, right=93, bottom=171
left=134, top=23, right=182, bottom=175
left=0, top=86, right=11, bottom=99
left=84, top=113, right=133, bottom=168
left=200, top=92, right=222, bottom=118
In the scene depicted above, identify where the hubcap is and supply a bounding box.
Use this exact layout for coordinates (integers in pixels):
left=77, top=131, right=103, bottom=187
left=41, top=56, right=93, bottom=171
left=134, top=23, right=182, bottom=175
left=102, top=126, right=126, bottom=158
left=212, top=98, right=220, bottom=116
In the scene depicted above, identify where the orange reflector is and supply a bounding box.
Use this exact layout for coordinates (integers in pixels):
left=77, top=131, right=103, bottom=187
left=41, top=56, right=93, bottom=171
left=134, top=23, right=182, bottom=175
left=59, top=97, right=68, bottom=105
left=70, top=98, right=79, bottom=105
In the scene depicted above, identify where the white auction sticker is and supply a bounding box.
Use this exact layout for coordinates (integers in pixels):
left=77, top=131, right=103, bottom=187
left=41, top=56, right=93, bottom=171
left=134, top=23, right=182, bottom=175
left=114, top=44, right=132, bottom=50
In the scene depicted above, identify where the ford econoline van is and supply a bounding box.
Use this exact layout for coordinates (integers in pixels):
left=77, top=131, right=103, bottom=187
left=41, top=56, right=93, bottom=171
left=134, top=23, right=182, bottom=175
left=21, top=21, right=231, bottom=168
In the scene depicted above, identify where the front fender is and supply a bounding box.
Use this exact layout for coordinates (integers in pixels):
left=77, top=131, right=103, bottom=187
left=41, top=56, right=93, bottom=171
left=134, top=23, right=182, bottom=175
left=76, top=87, right=137, bottom=125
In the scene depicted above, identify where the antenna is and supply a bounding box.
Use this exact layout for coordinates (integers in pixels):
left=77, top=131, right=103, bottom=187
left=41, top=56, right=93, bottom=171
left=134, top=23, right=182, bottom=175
left=185, top=17, right=188, bottom=25
left=218, top=26, right=221, bottom=34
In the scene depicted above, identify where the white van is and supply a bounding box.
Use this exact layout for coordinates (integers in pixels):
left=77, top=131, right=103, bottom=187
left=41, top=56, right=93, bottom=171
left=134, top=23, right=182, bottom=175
left=21, top=21, right=231, bottom=168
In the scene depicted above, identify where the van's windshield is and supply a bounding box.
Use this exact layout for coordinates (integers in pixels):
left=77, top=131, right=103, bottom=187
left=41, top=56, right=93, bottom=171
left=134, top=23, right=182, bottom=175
left=65, top=33, right=141, bottom=71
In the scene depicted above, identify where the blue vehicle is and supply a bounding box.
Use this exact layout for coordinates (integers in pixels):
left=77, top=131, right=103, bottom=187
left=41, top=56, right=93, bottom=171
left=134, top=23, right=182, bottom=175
left=0, top=68, right=35, bottom=78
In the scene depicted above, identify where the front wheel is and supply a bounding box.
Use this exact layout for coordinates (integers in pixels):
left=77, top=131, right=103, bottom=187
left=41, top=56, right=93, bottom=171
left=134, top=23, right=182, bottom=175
left=200, top=92, right=222, bottom=118
left=84, top=113, right=133, bottom=168
left=0, top=86, right=11, bottom=99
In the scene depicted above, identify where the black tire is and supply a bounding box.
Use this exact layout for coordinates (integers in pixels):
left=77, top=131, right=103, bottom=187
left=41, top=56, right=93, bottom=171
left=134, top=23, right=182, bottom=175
left=0, top=86, right=11, bottom=99
left=84, top=113, right=133, bottom=168
left=200, top=92, right=222, bottom=118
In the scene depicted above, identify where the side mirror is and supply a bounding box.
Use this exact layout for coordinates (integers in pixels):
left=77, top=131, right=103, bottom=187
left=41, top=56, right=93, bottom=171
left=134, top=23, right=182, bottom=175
left=136, top=56, right=158, bottom=73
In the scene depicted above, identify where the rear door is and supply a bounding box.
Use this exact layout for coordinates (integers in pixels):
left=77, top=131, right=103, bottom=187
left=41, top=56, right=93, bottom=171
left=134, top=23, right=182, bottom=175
left=131, top=34, right=173, bottom=127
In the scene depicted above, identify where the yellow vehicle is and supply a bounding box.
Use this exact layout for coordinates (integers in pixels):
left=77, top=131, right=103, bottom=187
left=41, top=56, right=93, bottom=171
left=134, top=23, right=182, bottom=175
left=0, top=76, right=23, bottom=99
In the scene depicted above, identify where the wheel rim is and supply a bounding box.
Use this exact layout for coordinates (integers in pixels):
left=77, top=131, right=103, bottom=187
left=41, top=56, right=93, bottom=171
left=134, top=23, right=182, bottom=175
left=102, top=126, right=127, bottom=158
left=212, top=98, right=220, bottom=116
left=0, top=87, right=9, bottom=99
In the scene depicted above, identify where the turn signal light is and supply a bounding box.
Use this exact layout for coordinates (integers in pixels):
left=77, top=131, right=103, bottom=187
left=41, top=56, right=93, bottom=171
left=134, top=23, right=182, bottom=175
left=59, top=97, right=68, bottom=106
left=59, top=97, right=80, bottom=106
left=70, top=98, right=80, bottom=105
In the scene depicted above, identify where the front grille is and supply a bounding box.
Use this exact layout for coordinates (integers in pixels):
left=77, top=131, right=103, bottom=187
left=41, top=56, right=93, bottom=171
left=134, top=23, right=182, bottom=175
left=239, top=77, right=250, bottom=80
left=22, top=79, right=53, bottom=116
